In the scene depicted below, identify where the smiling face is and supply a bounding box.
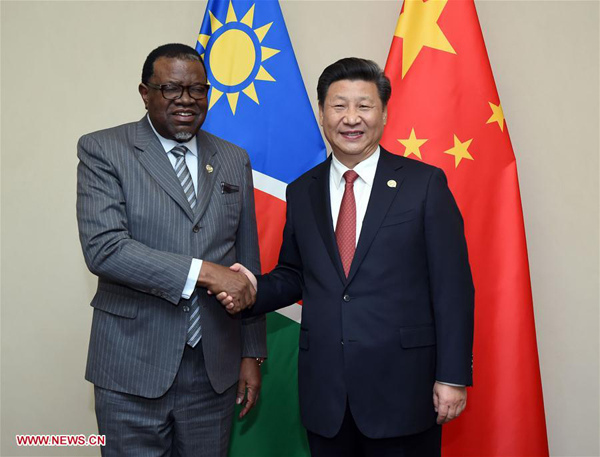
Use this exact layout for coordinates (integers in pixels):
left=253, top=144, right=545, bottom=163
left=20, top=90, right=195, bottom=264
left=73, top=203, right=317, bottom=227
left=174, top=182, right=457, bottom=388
left=139, top=57, right=208, bottom=142
left=319, top=79, right=387, bottom=168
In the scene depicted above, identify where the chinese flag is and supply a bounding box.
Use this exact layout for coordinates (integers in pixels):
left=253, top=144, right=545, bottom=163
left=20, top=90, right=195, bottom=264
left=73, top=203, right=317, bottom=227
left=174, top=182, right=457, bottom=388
left=381, top=1, right=549, bottom=456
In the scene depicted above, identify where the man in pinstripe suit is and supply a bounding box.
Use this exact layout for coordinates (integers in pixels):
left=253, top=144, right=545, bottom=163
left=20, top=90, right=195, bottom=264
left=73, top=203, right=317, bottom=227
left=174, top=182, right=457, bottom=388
left=76, top=43, right=266, bottom=457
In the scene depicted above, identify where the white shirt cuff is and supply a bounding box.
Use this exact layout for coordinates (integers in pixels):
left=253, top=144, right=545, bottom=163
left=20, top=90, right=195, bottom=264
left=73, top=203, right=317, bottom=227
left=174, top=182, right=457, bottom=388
left=182, top=258, right=203, bottom=299
left=436, top=381, right=465, bottom=387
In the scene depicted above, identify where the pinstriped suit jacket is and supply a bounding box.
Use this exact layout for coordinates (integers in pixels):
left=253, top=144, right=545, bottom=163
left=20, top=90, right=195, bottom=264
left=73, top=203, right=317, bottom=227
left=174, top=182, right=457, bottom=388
left=77, top=117, right=266, bottom=397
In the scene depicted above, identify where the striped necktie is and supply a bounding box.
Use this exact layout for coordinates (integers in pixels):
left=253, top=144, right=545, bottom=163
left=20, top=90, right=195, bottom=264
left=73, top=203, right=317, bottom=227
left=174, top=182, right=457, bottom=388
left=170, top=145, right=197, bottom=211
left=170, top=145, right=201, bottom=347
left=186, top=295, right=201, bottom=348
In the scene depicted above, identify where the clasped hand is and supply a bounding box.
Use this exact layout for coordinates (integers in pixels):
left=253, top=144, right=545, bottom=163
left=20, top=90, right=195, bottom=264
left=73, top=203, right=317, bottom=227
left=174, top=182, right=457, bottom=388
left=210, top=263, right=257, bottom=314
left=199, top=262, right=256, bottom=314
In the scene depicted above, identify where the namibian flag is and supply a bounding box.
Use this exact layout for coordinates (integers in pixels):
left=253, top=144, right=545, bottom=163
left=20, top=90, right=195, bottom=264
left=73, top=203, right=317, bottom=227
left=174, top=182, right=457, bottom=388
left=196, top=1, right=326, bottom=455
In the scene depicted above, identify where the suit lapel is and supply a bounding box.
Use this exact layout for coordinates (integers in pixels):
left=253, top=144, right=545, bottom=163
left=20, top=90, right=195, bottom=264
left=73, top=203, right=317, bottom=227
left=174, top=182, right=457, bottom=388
left=346, top=149, right=406, bottom=285
left=193, top=131, right=220, bottom=225
left=134, top=118, right=195, bottom=221
left=309, top=158, right=347, bottom=284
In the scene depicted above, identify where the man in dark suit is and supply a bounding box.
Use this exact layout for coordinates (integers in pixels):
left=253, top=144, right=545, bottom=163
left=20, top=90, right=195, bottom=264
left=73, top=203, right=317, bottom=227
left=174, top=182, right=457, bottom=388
left=76, top=43, right=265, bottom=457
left=218, top=58, right=474, bottom=456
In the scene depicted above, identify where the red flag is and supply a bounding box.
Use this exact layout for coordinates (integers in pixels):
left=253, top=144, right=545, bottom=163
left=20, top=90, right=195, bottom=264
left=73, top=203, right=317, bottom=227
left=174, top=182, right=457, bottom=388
left=381, top=1, right=549, bottom=455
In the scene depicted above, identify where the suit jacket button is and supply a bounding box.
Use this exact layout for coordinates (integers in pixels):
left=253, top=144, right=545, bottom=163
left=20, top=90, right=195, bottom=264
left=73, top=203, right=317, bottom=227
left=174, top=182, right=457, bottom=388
left=183, top=306, right=190, bottom=312
left=343, top=294, right=351, bottom=302
left=192, top=225, right=200, bottom=233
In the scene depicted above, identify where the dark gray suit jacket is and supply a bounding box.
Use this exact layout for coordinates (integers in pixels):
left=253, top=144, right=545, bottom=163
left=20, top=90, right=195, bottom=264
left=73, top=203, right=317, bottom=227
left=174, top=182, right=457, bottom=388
left=77, top=117, right=266, bottom=397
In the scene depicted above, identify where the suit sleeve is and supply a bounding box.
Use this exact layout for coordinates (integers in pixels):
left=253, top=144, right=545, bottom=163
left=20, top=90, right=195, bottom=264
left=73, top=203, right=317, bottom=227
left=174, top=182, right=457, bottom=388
left=252, top=185, right=304, bottom=315
left=76, top=134, right=191, bottom=305
left=424, top=168, right=475, bottom=386
left=236, top=155, right=267, bottom=358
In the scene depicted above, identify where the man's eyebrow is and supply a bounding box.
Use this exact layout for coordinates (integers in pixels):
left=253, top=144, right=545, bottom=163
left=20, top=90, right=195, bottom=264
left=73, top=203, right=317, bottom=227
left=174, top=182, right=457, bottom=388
left=331, top=95, right=374, bottom=103
left=330, top=95, right=374, bottom=102
left=152, top=80, right=181, bottom=85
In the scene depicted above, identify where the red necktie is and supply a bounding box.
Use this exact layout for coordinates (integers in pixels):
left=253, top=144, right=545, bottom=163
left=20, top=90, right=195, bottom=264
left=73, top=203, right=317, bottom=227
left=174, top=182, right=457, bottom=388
left=336, top=170, right=360, bottom=277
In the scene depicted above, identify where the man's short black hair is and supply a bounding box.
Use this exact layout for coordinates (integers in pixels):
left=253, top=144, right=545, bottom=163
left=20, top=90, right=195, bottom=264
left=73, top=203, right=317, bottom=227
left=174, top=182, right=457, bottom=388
left=141, top=43, right=206, bottom=84
left=317, top=57, right=391, bottom=107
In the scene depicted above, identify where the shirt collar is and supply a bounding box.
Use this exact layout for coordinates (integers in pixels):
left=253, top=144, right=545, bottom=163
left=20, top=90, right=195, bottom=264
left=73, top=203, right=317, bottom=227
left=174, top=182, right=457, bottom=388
left=330, top=146, right=380, bottom=189
left=147, top=115, right=198, bottom=157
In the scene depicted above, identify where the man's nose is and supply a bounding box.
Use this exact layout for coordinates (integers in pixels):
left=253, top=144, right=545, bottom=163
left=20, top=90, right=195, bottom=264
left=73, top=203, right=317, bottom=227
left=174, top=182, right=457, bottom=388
left=176, top=87, right=195, bottom=104
left=343, top=108, right=360, bottom=125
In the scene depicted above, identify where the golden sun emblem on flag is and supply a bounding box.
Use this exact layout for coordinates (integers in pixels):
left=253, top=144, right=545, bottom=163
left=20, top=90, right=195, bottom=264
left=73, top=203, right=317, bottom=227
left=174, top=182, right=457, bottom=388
left=198, top=2, right=280, bottom=115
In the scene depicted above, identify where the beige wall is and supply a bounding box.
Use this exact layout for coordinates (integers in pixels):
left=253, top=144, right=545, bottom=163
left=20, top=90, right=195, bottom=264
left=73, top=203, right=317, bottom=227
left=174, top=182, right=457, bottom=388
left=1, top=1, right=598, bottom=456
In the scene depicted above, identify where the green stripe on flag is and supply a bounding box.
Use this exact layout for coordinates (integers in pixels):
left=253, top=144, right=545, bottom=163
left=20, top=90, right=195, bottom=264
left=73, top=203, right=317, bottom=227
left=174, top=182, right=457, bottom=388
left=229, top=313, right=309, bottom=457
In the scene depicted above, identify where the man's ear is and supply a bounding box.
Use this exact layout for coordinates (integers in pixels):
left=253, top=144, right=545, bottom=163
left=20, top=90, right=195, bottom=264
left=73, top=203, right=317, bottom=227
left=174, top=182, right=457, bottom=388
left=139, top=84, right=149, bottom=110
left=383, top=105, right=388, bottom=125
left=318, top=104, right=324, bottom=126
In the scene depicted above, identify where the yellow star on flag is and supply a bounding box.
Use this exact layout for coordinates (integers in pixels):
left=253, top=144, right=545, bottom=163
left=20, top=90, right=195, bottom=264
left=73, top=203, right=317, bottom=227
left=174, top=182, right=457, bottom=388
left=395, top=0, right=456, bottom=78
left=486, top=102, right=505, bottom=131
left=444, top=135, right=474, bottom=168
left=398, top=128, right=427, bottom=159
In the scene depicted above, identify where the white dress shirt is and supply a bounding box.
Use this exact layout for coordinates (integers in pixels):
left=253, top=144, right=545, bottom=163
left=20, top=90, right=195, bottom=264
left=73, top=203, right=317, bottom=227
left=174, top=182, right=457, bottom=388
left=148, top=117, right=201, bottom=299
left=330, top=147, right=380, bottom=243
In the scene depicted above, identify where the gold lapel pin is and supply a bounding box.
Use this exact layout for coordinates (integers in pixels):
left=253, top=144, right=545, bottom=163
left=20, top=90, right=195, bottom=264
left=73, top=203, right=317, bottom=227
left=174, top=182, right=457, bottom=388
left=206, top=164, right=213, bottom=174
left=387, top=179, right=397, bottom=188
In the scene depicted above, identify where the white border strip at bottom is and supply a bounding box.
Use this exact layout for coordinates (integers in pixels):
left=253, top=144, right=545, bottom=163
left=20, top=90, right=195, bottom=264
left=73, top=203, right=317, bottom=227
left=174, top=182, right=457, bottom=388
left=275, top=303, right=302, bottom=324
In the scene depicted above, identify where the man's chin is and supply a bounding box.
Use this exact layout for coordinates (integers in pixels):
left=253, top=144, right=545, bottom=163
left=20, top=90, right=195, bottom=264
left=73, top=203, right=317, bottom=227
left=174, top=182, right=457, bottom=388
left=174, top=131, right=194, bottom=142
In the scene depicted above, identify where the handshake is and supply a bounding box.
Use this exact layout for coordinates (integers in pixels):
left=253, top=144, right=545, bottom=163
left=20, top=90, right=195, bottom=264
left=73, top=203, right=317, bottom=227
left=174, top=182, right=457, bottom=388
left=197, top=262, right=257, bottom=314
